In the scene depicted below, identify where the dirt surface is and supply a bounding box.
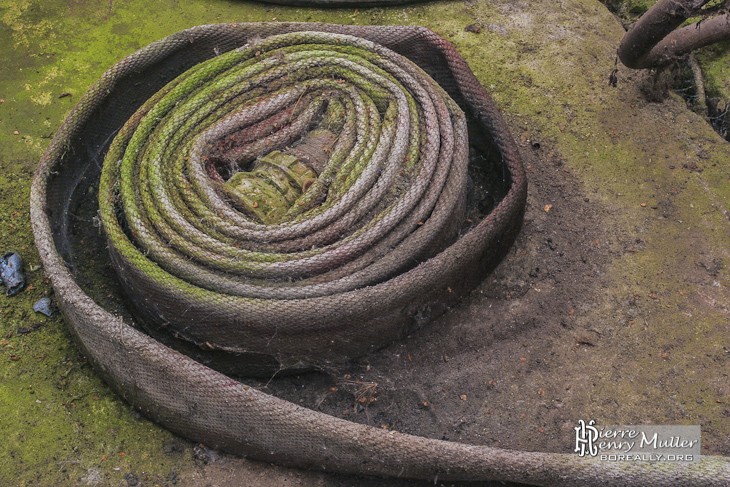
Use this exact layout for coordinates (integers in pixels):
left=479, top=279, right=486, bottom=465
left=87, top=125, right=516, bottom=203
left=2, top=0, right=730, bottom=486
left=187, top=82, right=730, bottom=487
left=193, top=88, right=730, bottom=487
left=190, top=126, right=618, bottom=487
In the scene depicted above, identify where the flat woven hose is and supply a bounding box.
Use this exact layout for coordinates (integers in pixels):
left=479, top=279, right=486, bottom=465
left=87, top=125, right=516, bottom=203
left=30, top=23, right=730, bottom=485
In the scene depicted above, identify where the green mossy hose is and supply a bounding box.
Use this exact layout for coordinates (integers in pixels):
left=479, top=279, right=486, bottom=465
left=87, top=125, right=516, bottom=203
left=97, top=31, right=469, bottom=371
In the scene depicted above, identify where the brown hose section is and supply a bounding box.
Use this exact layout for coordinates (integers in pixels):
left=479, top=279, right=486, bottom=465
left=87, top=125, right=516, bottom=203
left=31, top=23, right=730, bottom=485
left=618, top=0, right=730, bottom=69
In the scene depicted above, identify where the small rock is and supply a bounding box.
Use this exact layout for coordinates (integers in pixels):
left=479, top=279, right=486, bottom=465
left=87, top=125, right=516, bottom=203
left=81, top=468, right=102, bottom=486
left=0, top=252, right=25, bottom=296
left=192, top=444, right=219, bottom=464
left=33, top=297, right=54, bottom=317
left=123, top=473, right=140, bottom=487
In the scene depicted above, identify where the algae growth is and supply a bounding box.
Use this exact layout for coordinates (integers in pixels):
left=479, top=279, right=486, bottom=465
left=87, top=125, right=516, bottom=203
left=3, top=0, right=730, bottom=485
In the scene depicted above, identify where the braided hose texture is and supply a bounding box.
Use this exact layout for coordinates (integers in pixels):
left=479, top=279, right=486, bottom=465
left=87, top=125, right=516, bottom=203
left=99, top=31, right=469, bottom=371
left=30, top=23, right=730, bottom=485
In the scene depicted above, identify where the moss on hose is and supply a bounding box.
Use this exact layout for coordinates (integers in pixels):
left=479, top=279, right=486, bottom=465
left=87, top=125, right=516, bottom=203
left=97, top=31, right=469, bottom=369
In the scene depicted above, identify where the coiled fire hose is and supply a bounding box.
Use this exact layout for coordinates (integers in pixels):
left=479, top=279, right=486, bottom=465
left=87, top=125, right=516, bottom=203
left=98, top=31, right=469, bottom=373
left=30, top=24, right=730, bottom=486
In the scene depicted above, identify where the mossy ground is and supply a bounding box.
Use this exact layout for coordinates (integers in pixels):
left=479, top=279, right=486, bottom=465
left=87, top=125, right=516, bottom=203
left=2, top=0, right=730, bottom=486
